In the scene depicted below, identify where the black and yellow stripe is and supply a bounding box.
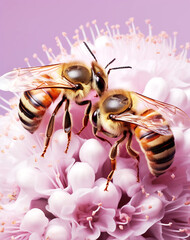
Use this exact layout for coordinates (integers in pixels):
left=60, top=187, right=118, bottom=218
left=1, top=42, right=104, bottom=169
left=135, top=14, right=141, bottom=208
left=18, top=88, right=60, bottom=133
left=134, top=109, right=175, bottom=176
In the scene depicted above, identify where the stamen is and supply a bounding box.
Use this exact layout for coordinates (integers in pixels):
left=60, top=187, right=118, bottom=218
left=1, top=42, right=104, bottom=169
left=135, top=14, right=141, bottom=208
left=173, top=32, right=178, bottom=51
left=111, top=25, right=116, bottom=36
left=178, top=228, right=190, bottom=237
left=55, top=36, right=64, bottom=53
left=79, top=25, right=87, bottom=42
left=24, top=57, right=31, bottom=67
left=141, top=185, right=149, bottom=197
left=86, top=22, right=96, bottom=43
left=100, top=28, right=105, bottom=35
left=13, top=92, right=20, bottom=99
left=159, top=222, right=173, bottom=227
left=104, top=22, right=112, bottom=38
left=92, top=19, right=100, bottom=37
left=0, top=96, right=11, bottom=106
left=73, top=33, right=80, bottom=45
left=92, top=203, right=102, bottom=216
left=33, top=53, right=44, bottom=65
left=48, top=48, right=56, bottom=59
left=54, top=161, right=66, bottom=189
left=129, top=17, right=136, bottom=34
left=42, top=44, right=53, bottom=62
left=86, top=216, right=93, bottom=229
left=125, top=20, right=133, bottom=34
left=145, top=19, right=152, bottom=38
left=115, top=24, right=120, bottom=36
left=62, top=32, right=72, bottom=48
left=0, top=104, right=11, bottom=112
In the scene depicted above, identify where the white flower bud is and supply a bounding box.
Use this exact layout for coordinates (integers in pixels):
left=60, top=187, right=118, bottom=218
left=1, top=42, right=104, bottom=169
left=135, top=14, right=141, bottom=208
left=143, top=77, right=169, bottom=101
left=79, top=139, right=108, bottom=172
left=20, top=208, right=48, bottom=235
left=67, top=162, right=95, bottom=191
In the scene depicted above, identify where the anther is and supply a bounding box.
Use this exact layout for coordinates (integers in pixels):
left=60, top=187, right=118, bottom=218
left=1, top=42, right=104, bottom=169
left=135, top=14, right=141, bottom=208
left=172, top=195, right=176, bottom=201
left=157, top=190, right=163, bottom=197
left=145, top=215, right=149, bottom=220
left=119, top=225, right=124, bottom=230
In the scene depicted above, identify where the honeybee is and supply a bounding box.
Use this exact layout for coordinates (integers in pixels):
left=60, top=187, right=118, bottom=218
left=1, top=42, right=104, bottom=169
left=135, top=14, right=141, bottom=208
left=90, top=89, right=190, bottom=191
left=0, top=42, right=131, bottom=156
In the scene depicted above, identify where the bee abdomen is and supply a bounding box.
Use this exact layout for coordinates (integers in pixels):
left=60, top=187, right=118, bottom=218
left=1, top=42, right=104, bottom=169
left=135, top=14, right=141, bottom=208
left=18, top=89, right=60, bottom=133
left=134, top=109, right=175, bottom=176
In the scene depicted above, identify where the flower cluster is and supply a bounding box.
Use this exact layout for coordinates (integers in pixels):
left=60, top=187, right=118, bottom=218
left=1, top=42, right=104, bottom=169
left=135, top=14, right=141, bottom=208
left=0, top=19, right=190, bottom=240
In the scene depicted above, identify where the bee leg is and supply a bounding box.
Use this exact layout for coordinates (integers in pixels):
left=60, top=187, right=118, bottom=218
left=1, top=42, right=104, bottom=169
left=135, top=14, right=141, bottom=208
left=93, top=127, right=112, bottom=146
left=126, top=131, right=140, bottom=182
left=105, top=131, right=127, bottom=191
left=41, top=96, right=66, bottom=157
left=75, top=100, right=92, bottom=135
left=63, top=99, right=72, bottom=153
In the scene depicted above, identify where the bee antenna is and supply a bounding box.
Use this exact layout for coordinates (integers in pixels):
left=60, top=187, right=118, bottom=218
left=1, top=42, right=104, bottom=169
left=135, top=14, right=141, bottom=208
left=105, top=58, right=116, bottom=69
left=107, top=66, right=132, bottom=75
left=83, top=42, right=97, bottom=62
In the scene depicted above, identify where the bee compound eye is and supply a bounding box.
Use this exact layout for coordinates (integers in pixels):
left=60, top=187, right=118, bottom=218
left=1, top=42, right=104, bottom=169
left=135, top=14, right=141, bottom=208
left=96, top=75, right=105, bottom=94
left=92, top=110, right=99, bottom=126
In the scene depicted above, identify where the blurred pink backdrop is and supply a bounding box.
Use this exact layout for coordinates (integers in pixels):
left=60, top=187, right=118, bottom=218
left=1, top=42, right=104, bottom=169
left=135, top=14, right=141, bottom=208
left=0, top=0, right=190, bottom=112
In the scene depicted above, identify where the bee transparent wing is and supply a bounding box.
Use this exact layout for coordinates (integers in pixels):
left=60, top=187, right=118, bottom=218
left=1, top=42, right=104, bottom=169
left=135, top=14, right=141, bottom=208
left=0, top=64, right=76, bottom=92
left=112, top=112, right=172, bottom=135
left=132, top=92, right=190, bottom=128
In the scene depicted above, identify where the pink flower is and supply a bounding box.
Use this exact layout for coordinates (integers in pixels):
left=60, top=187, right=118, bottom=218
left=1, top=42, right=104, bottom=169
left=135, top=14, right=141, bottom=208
left=0, top=19, right=190, bottom=239
left=108, top=192, right=164, bottom=239
left=0, top=205, right=49, bottom=240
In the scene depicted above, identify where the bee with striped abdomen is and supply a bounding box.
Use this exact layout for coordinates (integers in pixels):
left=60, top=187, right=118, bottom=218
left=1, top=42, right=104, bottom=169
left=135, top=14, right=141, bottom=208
left=90, top=89, right=189, bottom=191
left=0, top=43, right=131, bottom=157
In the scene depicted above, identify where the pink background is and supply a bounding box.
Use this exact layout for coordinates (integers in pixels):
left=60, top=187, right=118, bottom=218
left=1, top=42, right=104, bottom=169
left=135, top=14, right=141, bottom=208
left=0, top=0, right=190, bottom=112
